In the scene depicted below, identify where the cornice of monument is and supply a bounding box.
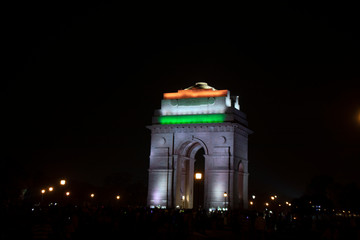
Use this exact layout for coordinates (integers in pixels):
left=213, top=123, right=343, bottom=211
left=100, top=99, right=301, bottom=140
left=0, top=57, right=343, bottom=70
left=147, top=122, right=252, bottom=135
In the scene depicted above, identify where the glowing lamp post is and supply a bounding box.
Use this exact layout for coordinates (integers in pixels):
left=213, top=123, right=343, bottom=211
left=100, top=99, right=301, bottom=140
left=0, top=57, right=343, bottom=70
left=265, top=202, right=270, bottom=212
left=195, top=173, right=202, bottom=180
left=224, top=192, right=228, bottom=210
left=41, top=189, right=46, bottom=201
left=90, top=193, right=95, bottom=198
left=65, top=191, right=70, bottom=196
left=194, top=173, right=202, bottom=209
left=60, top=179, right=66, bottom=186
left=49, top=187, right=54, bottom=192
left=116, top=195, right=120, bottom=200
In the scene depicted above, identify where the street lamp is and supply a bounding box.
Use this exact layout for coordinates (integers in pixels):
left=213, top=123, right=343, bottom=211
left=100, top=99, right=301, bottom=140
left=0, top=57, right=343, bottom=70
left=116, top=195, right=120, bottom=200
left=194, top=173, right=203, bottom=209
left=41, top=189, right=46, bottom=201
left=224, top=192, right=228, bottom=210
left=90, top=193, right=95, bottom=198
left=49, top=187, right=54, bottom=192
left=60, top=179, right=66, bottom=185
left=195, top=173, right=202, bottom=180
left=65, top=191, right=70, bottom=196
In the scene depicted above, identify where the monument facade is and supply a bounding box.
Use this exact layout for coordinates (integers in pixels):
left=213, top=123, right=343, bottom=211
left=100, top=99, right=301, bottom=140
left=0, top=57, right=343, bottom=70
left=147, top=82, right=252, bottom=210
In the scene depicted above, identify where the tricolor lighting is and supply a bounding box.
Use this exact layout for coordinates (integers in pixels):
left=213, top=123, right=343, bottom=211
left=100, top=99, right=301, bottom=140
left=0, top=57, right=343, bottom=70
left=164, top=89, right=228, bottom=99
left=159, top=114, right=226, bottom=124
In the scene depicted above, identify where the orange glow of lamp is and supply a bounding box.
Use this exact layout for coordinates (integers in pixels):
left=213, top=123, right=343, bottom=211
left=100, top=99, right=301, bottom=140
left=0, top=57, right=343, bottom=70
left=164, top=89, right=228, bottom=99
left=195, top=173, right=202, bottom=179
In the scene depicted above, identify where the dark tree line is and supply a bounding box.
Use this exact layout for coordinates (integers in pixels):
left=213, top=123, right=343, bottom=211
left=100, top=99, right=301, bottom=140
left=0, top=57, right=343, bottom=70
left=293, top=175, right=360, bottom=214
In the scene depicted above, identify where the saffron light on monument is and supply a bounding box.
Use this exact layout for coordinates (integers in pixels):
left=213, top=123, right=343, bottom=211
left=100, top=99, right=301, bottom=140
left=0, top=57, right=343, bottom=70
left=163, top=89, right=228, bottom=99
left=147, top=82, right=252, bottom=210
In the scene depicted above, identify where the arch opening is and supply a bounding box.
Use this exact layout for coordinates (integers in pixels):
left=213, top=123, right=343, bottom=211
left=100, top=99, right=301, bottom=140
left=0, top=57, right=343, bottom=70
left=193, top=147, right=205, bottom=210
left=177, top=141, right=207, bottom=209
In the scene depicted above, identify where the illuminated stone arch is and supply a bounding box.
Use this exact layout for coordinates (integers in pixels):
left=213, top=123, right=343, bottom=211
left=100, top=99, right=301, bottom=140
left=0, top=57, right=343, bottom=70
left=147, top=83, right=252, bottom=210
left=174, top=139, right=208, bottom=209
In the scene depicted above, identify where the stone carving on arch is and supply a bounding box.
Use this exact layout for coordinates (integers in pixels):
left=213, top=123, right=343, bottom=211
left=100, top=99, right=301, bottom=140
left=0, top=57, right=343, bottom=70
left=176, top=136, right=209, bottom=157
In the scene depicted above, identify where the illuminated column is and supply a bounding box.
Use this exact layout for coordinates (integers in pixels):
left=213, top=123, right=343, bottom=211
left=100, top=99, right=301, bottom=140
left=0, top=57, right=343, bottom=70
left=203, top=154, right=211, bottom=209
left=147, top=132, right=174, bottom=208
left=174, top=154, right=182, bottom=207
left=185, top=157, right=195, bottom=209
left=205, top=145, right=234, bottom=209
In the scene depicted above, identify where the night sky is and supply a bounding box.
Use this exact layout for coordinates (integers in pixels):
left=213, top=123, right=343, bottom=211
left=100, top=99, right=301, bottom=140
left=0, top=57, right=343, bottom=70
left=3, top=2, right=360, bottom=199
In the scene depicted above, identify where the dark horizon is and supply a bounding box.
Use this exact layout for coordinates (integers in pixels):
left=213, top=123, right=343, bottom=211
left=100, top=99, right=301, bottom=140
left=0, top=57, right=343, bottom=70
left=3, top=2, right=360, bottom=201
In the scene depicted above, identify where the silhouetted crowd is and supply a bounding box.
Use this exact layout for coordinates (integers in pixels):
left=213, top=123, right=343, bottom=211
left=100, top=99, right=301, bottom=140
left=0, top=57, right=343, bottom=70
left=1, top=202, right=360, bottom=239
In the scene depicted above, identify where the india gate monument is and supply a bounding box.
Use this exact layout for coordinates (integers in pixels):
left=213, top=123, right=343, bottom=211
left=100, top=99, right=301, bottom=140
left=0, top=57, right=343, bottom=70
left=147, top=82, right=252, bottom=210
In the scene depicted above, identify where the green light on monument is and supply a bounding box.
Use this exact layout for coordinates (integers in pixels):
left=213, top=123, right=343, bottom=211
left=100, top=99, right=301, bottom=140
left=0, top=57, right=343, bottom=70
left=159, top=114, right=226, bottom=124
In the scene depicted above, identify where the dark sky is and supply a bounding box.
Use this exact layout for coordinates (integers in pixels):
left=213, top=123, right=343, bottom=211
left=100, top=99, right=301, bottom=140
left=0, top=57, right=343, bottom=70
left=3, top=2, right=360, bottom=199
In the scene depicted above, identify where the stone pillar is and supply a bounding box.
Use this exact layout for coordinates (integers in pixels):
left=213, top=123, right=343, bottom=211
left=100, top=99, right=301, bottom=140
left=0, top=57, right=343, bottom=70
left=185, top=158, right=195, bottom=209
left=242, top=172, right=249, bottom=209
left=173, top=155, right=182, bottom=208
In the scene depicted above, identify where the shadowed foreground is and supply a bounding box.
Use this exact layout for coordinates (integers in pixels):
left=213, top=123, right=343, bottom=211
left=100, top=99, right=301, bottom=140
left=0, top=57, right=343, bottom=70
left=2, top=204, right=360, bottom=240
